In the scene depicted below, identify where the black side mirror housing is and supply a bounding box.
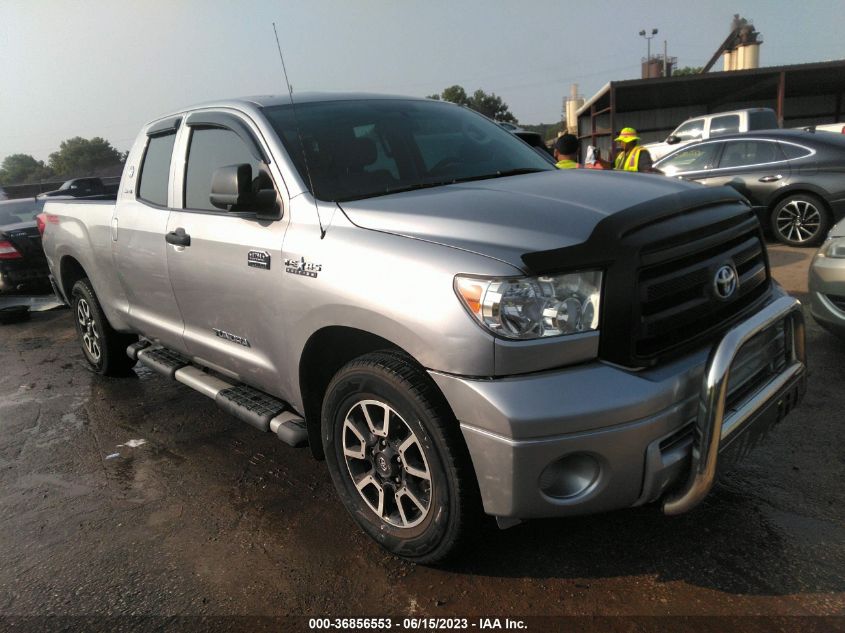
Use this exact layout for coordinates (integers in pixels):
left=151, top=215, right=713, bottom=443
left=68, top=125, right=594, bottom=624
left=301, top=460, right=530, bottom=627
left=210, top=164, right=280, bottom=219
left=666, top=135, right=681, bottom=145
left=210, top=164, right=252, bottom=210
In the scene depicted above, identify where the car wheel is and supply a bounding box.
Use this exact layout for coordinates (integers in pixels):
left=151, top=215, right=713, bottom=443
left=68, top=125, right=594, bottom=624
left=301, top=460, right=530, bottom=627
left=771, top=193, right=830, bottom=247
left=71, top=278, right=137, bottom=376
left=322, top=351, right=478, bottom=564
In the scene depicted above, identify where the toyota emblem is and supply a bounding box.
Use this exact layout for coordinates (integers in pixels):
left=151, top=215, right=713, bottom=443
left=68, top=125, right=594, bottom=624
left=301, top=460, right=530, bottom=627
left=713, top=264, right=738, bottom=300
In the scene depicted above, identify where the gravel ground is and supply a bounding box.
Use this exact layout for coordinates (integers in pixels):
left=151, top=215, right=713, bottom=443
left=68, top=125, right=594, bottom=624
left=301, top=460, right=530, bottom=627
left=0, top=244, right=842, bottom=632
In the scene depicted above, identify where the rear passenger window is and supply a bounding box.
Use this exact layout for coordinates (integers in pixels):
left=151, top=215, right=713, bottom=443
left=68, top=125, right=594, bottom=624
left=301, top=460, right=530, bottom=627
left=138, top=133, right=176, bottom=207
left=719, top=141, right=785, bottom=168
left=780, top=143, right=812, bottom=160
left=709, top=115, right=740, bottom=137
left=184, top=127, right=265, bottom=212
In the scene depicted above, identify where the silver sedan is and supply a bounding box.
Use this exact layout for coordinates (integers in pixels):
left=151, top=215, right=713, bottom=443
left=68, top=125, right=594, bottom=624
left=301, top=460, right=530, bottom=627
left=809, top=218, right=845, bottom=338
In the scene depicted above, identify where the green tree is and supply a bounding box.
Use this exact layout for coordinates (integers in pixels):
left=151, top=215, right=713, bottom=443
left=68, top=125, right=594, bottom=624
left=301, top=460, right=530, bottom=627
left=0, top=154, right=53, bottom=185
left=48, top=137, right=124, bottom=178
left=672, top=66, right=704, bottom=76
left=428, top=85, right=517, bottom=123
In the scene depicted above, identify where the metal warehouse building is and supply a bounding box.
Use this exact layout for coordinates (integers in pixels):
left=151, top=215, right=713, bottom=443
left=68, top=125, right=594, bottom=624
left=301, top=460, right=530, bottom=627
left=576, top=59, right=845, bottom=156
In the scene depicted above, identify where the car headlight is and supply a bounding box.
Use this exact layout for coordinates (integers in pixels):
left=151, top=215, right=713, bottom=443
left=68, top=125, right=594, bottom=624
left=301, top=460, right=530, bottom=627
left=820, top=237, right=845, bottom=258
left=455, top=271, right=602, bottom=340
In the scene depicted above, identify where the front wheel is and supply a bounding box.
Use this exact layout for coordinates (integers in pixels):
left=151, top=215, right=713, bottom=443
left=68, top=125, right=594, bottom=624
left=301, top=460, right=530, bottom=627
left=71, top=278, right=137, bottom=376
left=322, top=351, right=478, bottom=564
left=770, top=193, right=830, bottom=246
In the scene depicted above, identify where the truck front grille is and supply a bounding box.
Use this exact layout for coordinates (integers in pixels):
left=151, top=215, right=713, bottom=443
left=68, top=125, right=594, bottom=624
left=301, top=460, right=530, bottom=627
left=634, top=212, right=770, bottom=359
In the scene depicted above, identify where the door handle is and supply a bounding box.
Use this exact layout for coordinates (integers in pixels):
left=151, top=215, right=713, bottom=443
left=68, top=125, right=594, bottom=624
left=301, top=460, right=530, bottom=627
left=758, top=175, right=783, bottom=183
left=165, top=228, right=191, bottom=247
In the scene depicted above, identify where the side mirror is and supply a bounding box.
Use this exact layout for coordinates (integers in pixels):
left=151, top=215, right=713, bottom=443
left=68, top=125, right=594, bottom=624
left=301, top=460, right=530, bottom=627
left=666, top=135, right=681, bottom=145
left=210, top=164, right=252, bottom=210
left=209, top=164, right=280, bottom=219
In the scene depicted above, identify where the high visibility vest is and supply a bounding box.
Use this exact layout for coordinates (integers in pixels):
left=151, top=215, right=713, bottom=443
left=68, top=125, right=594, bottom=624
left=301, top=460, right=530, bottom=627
left=555, top=159, right=580, bottom=169
left=614, top=146, right=645, bottom=172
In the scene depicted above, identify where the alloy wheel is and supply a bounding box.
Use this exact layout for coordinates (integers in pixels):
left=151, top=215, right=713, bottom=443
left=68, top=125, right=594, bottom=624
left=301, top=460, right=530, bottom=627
left=776, top=199, right=822, bottom=244
left=342, top=399, right=432, bottom=528
left=76, top=298, right=101, bottom=362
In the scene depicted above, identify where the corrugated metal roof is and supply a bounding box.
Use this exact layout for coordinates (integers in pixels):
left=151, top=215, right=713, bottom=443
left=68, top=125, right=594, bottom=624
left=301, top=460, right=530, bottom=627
left=577, top=59, right=845, bottom=116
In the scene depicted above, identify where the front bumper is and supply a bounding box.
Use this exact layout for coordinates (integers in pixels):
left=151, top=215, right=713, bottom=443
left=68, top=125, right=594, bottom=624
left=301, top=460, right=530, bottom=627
left=808, top=250, right=845, bottom=339
left=431, top=293, right=806, bottom=519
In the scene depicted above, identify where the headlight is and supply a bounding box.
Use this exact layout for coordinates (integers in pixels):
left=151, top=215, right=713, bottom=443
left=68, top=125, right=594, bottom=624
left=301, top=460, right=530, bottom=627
left=455, top=270, right=602, bottom=340
left=820, top=237, right=845, bottom=258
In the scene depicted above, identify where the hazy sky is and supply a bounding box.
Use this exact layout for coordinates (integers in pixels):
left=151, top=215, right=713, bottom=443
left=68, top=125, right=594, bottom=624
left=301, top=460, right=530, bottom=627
left=1, top=0, right=841, bottom=163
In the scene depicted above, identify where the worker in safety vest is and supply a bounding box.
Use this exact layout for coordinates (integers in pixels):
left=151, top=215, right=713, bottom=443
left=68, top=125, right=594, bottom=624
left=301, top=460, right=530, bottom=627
left=553, top=133, right=580, bottom=169
left=597, top=127, right=654, bottom=172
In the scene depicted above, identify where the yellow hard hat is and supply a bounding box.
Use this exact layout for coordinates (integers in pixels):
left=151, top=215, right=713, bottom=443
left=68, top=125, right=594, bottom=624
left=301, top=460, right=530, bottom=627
left=614, top=127, right=640, bottom=143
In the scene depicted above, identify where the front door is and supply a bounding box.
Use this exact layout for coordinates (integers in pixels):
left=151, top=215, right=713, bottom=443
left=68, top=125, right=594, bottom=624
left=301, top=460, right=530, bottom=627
left=165, top=118, right=288, bottom=393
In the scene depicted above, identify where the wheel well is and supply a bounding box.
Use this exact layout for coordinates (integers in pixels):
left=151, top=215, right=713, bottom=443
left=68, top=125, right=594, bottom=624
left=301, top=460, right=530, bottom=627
left=768, top=189, right=831, bottom=218
left=59, top=256, right=87, bottom=300
left=299, top=327, right=405, bottom=460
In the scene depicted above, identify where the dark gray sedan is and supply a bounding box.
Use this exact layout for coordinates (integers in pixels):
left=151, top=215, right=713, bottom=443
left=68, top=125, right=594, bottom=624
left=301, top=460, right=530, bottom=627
left=654, top=129, right=845, bottom=246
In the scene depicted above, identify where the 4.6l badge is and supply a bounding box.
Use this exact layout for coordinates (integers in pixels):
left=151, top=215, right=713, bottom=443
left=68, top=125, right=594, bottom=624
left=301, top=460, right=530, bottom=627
left=284, top=256, right=322, bottom=278
left=248, top=250, right=271, bottom=270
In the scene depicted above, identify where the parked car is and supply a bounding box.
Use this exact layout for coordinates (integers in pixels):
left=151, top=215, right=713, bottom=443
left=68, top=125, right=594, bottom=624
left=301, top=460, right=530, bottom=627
left=654, top=129, right=845, bottom=246
left=644, top=108, right=779, bottom=162
left=41, top=94, right=806, bottom=562
left=0, top=198, right=50, bottom=294
left=38, top=177, right=117, bottom=199
left=497, top=122, right=552, bottom=156
left=809, top=218, right=845, bottom=339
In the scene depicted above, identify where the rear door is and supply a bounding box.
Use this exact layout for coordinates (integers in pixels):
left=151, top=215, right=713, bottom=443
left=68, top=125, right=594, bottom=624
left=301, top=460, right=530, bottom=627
left=698, top=139, right=791, bottom=212
left=164, top=110, right=289, bottom=391
left=112, top=118, right=188, bottom=352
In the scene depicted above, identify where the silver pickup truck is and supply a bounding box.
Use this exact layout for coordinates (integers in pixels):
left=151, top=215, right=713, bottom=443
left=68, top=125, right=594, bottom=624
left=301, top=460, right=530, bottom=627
left=41, top=94, right=807, bottom=563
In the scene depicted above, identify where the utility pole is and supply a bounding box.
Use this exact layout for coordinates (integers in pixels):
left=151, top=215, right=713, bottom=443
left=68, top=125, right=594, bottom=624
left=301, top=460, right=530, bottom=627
left=639, top=28, right=658, bottom=75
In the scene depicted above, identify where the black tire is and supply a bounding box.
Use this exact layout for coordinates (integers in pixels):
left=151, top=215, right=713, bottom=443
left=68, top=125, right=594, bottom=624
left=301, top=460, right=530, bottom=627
left=71, top=278, right=137, bottom=376
left=322, top=351, right=479, bottom=564
left=770, top=193, right=830, bottom=247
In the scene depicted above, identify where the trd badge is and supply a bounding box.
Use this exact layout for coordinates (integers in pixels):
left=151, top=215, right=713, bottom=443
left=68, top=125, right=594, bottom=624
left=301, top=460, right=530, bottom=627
left=248, top=250, right=271, bottom=270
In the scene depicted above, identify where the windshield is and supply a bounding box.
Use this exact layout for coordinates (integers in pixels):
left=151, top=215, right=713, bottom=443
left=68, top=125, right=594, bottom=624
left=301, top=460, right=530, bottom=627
left=263, top=99, right=554, bottom=202
left=0, top=199, right=44, bottom=225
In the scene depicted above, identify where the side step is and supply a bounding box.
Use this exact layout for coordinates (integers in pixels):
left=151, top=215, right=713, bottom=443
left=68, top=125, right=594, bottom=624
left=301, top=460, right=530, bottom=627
left=130, top=343, right=308, bottom=447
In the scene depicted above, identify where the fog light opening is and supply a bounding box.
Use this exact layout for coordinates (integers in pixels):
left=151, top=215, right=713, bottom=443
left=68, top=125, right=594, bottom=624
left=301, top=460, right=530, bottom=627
left=539, top=453, right=600, bottom=499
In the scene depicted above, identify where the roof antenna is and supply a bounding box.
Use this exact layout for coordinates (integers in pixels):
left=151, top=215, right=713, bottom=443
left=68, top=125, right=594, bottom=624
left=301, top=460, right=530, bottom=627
left=272, top=22, right=326, bottom=239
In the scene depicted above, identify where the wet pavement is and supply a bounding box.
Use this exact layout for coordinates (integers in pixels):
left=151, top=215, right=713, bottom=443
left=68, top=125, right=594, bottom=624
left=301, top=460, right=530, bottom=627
left=0, top=245, right=843, bottom=629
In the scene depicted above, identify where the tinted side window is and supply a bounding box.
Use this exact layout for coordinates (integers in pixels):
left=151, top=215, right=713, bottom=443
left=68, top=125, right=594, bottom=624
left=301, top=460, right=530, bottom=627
left=138, top=133, right=176, bottom=207
left=673, top=119, right=704, bottom=141
left=749, top=110, right=779, bottom=130
left=780, top=142, right=812, bottom=160
left=659, top=143, right=720, bottom=174
left=184, top=127, right=264, bottom=212
left=719, top=141, right=785, bottom=168
left=710, top=115, right=740, bottom=137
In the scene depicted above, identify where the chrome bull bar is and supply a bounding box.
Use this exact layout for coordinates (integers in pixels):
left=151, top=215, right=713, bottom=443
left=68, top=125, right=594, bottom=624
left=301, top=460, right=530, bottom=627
left=662, top=295, right=806, bottom=515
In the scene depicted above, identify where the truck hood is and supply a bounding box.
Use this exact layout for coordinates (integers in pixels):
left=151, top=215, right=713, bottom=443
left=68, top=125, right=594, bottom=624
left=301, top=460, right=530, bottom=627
left=339, top=170, right=702, bottom=271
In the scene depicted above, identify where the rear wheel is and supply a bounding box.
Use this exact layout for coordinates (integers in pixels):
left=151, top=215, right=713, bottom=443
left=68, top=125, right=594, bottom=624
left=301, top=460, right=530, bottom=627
left=71, top=278, right=137, bottom=376
left=770, top=193, right=829, bottom=246
left=322, top=351, right=478, bottom=564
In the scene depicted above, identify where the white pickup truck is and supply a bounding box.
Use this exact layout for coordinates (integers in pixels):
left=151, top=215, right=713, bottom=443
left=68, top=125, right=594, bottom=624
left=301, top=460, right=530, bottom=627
left=39, top=94, right=807, bottom=562
left=645, top=108, right=779, bottom=161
